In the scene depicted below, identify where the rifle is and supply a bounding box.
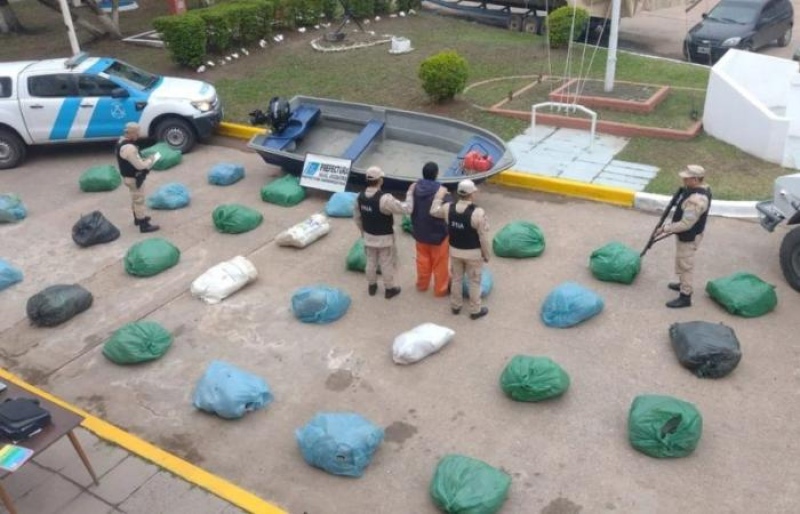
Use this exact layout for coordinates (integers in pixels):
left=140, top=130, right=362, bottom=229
left=640, top=187, right=684, bottom=257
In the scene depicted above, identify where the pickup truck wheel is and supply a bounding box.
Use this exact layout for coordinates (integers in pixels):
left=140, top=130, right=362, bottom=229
left=779, top=226, right=800, bottom=292
left=778, top=26, right=792, bottom=47
left=0, top=129, right=26, bottom=170
left=155, top=117, right=196, bottom=153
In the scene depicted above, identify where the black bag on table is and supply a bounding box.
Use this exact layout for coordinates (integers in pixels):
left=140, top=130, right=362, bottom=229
left=72, top=211, right=120, bottom=248
left=0, top=398, right=51, bottom=441
left=669, top=321, right=742, bottom=378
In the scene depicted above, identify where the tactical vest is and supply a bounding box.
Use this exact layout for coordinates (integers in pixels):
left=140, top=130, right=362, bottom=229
left=672, top=187, right=712, bottom=242
left=116, top=139, right=140, bottom=178
left=448, top=203, right=480, bottom=250
left=411, top=180, right=448, bottom=245
left=358, top=191, right=394, bottom=235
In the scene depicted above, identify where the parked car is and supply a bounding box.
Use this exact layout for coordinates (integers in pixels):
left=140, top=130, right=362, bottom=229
left=683, top=0, right=794, bottom=64
left=0, top=52, right=222, bottom=169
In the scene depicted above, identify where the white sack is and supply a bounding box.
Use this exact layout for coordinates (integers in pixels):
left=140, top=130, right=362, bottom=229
left=191, top=256, right=258, bottom=304
left=392, top=323, right=455, bottom=365
left=276, top=214, right=331, bottom=248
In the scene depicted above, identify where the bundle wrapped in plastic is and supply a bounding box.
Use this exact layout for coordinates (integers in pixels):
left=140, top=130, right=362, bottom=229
left=493, top=221, right=545, bottom=258
left=541, top=282, right=604, bottom=328
left=124, top=238, right=181, bottom=277
left=392, top=323, right=455, bottom=364
left=276, top=214, right=330, bottom=248
left=296, top=412, right=384, bottom=477
left=27, top=284, right=93, bottom=327
left=430, top=454, right=511, bottom=514
left=706, top=272, right=777, bottom=317
left=190, top=256, right=258, bottom=304
left=141, top=142, right=182, bottom=170
left=261, top=175, right=305, bottom=206
left=500, top=355, right=570, bottom=402
left=325, top=192, right=358, bottom=218
left=669, top=321, right=742, bottom=378
left=146, top=183, right=191, bottom=210
left=212, top=204, right=263, bottom=234
left=291, top=285, right=351, bottom=324
left=628, top=394, right=702, bottom=459
left=589, top=241, right=641, bottom=284
left=72, top=211, right=120, bottom=247
left=462, top=267, right=493, bottom=298
left=79, top=165, right=121, bottom=192
left=192, top=360, right=273, bottom=419
left=0, top=259, right=23, bottom=292
left=103, top=321, right=173, bottom=364
left=208, top=162, right=245, bottom=186
left=0, top=193, right=27, bottom=223
left=401, top=214, right=413, bottom=234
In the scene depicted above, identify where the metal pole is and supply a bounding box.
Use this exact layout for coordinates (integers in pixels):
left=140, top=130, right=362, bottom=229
left=604, top=0, right=621, bottom=92
left=58, top=0, right=81, bottom=56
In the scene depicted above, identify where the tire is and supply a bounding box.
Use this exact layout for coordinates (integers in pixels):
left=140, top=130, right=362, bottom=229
left=778, top=26, right=792, bottom=47
left=155, top=117, right=196, bottom=153
left=0, top=128, right=27, bottom=170
left=779, top=226, right=800, bottom=292
left=508, top=15, right=523, bottom=32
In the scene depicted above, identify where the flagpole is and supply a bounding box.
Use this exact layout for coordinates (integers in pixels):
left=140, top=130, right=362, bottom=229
left=604, top=0, right=621, bottom=92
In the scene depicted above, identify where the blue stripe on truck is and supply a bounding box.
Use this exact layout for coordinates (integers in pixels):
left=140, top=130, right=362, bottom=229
left=49, top=98, right=82, bottom=140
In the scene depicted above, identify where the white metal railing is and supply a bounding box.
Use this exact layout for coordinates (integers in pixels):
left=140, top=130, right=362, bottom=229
left=531, top=102, right=597, bottom=150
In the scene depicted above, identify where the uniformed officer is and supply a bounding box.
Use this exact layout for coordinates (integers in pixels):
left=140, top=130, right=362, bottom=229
left=406, top=162, right=452, bottom=297
left=116, top=122, right=159, bottom=233
left=656, top=164, right=712, bottom=308
left=430, top=179, right=490, bottom=320
left=353, top=166, right=410, bottom=299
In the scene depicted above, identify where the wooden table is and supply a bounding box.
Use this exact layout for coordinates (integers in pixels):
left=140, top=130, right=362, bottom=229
left=0, top=381, right=98, bottom=514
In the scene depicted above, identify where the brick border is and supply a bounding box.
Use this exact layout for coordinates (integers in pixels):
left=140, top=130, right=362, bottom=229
left=547, top=78, right=671, bottom=114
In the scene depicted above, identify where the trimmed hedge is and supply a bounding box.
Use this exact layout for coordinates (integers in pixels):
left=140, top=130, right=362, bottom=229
left=419, top=50, right=469, bottom=103
left=547, top=6, right=590, bottom=49
left=153, top=14, right=207, bottom=68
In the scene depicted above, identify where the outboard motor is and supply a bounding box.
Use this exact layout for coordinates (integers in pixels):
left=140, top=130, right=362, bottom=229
left=249, top=97, right=292, bottom=134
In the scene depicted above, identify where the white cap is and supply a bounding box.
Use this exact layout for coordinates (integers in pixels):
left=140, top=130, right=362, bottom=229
left=366, top=166, right=384, bottom=180
left=457, top=179, right=477, bottom=196
left=679, top=164, right=705, bottom=179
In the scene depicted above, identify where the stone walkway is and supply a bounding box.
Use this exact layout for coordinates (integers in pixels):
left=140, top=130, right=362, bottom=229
left=3, top=428, right=245, bottom=514
left=507, top=125, right=660, bottom=191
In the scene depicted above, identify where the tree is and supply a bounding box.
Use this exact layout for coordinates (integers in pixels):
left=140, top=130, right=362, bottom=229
left=0, top=0, right=25, bottom=34
left=35, top=0, right=122, bottom=39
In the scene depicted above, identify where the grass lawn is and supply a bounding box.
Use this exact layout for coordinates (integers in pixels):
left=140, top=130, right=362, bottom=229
left=0, top=4, right=790, bottom=200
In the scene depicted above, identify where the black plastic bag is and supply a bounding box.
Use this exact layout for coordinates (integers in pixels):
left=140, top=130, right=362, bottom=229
left=27, top=284, right=93, bottom=327
left=669, top=321, right=742, bottom=378
left=72, top=211, right=120, bottom=248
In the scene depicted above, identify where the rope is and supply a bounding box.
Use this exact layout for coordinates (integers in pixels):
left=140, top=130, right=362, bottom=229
left=574, top=2, right=612, bottom=101
left=561, top=5, right=580, bottom=110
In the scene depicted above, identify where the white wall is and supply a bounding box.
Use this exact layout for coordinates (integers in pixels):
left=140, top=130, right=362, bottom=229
left=703, top=50, right=797, bottom=166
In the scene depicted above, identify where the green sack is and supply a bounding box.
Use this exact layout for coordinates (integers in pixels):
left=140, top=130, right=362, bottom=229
left=402, top=214, right=413, bottom=234
left=79, top=165, right=121, bottom=192
left=430, top=454, right=511, bottom=514
left=260, top=175, right=305, bottom=207
left=212, top=204, right=263, bottom=234
left=500, top=355, right=570, bottom=402
left=346, top=238, right=368, bottom=272
left=103, top=321, right=173, bottom=364
left=589, top=241, right=641, bottom=284
left=628, top=394, right=702, bottom=459
left=124, top=238, right=181, bottom=277
left=141, top=142, right=182, bottom=171
left=705, top=272, right=777, bottom=318
left=493, top=221, right=545, bottom=258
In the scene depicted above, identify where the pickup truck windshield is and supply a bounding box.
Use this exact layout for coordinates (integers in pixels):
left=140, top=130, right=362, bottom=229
left=103, top=60, right=160, bottom=90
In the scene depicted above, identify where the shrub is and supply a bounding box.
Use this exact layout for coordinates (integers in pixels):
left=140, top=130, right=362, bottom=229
left=153, top=14, right=207, bottom=68
left=547, top=6, right=589, bottom=49
left=321, top=0, right=340, bottom=19
left=374, top=0, right=390, bottom=15
left=198, top=8, right=234, bottom=53
left=418, top=50, right=468, bottom=103
left=395, top=0, right=421, bottom=12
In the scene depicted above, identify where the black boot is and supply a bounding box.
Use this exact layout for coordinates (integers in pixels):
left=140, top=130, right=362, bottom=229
left=385, top=287, right=401, bottom=299
left=133, top=216, right=151, bottom=227
left=138, top=218, right=160, bottom=233
left=666, top=293, right=691, bottom=308
left=668, top=282, right=680, bottom=292
left=469, top=307, right=489, bottom=320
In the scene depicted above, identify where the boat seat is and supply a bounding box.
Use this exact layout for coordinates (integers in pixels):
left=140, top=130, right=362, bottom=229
left=263, top=104, right=322, bottom=151
left=444, top=136, right=502, bottom=177
left=342, top=120, right=385, bottom=161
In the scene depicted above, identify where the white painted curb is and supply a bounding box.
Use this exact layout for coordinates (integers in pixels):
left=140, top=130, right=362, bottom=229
left=634, top=192, right=759, bottom=219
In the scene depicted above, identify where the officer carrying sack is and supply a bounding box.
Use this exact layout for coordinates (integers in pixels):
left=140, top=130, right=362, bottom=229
left=0, top=398, right=52, bottom=441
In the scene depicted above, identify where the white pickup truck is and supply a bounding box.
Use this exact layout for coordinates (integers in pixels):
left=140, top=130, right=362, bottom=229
left=0, top=52, right=222, bottom=169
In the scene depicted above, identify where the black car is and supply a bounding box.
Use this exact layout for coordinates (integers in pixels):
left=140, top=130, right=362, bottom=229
left=684, top=0, right=794, bottom=64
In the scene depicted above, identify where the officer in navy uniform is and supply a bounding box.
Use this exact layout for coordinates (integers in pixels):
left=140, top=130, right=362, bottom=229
left=116, top=122, right=159, bottom=233
left=430, top=179, right=491, bottom=320
left=656, top=164, right=712, bottom=308
left=353, top=166, right=410, bottom=299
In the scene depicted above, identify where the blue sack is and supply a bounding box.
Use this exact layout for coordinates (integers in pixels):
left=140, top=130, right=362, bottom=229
left=462, top=267, right=493, bottom=298
left=291, top=285, right=351, bottom=324
left=325, top=192, right=358, bottom=218
left=208, top=163, right=245, bottom=186
left=146, top=183, right=191, bottom=210
left=296, top=412, right=384, bottom=478
left=0, top=259, right=23, bottom=291
left=541, top=282, right=604, bottom=328
left=192, top=360, right=273, bottom=419
left=0, top=194, right=27, bottom=223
